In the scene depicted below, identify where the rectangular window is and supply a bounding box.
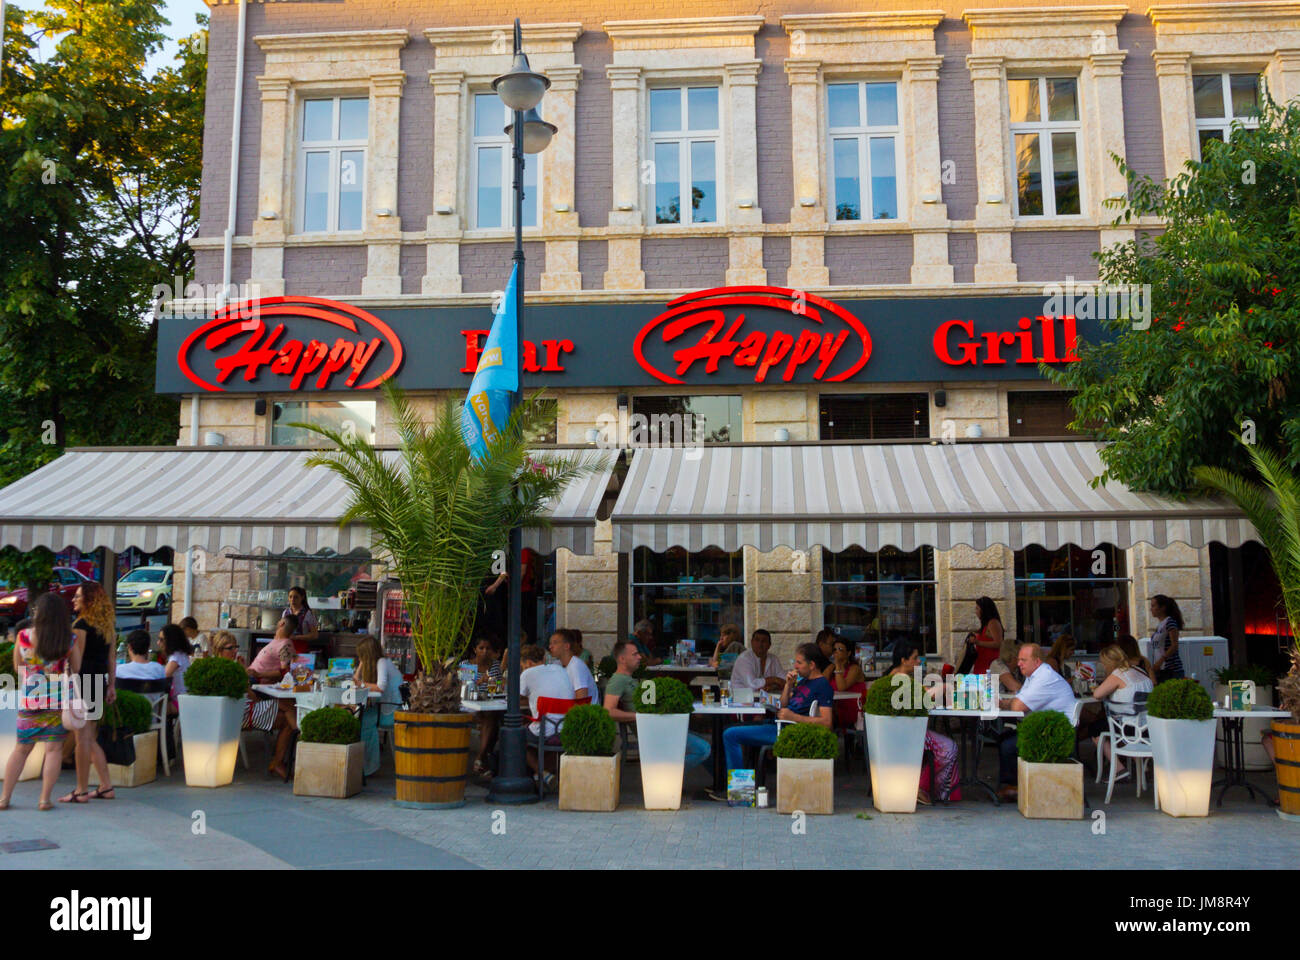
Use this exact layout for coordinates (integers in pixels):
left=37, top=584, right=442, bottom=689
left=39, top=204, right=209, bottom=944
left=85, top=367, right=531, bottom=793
left=471, top=92, right=539, bottom=229
left=823, top=547, right=937, bottom=654
left=272, top=400, right=376, bottom=446
left=1193, top=73, right=1261, bottom=157
left=819, top=394, right=928, bottom=440
left=1008, top=391, right=1080, bottom=437
left=1007, top=77, right=1081, bottom=217
left=630, top=395, right=742, bottom=444
left=649, top=86, right=721, bottom=225
left=1015, top=544, right=1129, bottom=654
left=298, top=97, right=369, bottom=233
left=827, top=81, right=901, bottom=221
left=632, top=547, right=744, bottom=652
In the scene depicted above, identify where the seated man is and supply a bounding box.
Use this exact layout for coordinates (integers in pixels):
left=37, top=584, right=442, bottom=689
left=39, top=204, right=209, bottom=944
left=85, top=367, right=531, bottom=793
left=549, top=628, right=597, bottom=703
left=518, top=644, right=575, bottom=787
left=996, top=642, right=1078, bottom=802
left=716, top=642, right=833, bottom=801
left=631, top=619, right=664, bottom=667
left=729, top=629, right=785, bottom=694
left=115, top=630, right=166, bottom=681
left=603, top=640, right=710, bottom=768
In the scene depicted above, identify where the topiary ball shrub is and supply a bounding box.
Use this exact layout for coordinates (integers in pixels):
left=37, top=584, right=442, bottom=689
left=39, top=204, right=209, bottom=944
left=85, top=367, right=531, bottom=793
left=635, top=676, right=693, bottom=715
left=104, top=689, right=153, bottom=735
left=1017, top=710, right=1075, bottom=764
left=559, top=703, right=617, bottom=756
left=773, top=722, right=840, bottom=760
left=183, top=656, right=249, bottom=699
left=1147, top=678, right=1214, bottom=720
left=864, top=673, right=928, bottom=717
left=300, top=706, right=361, bottom=745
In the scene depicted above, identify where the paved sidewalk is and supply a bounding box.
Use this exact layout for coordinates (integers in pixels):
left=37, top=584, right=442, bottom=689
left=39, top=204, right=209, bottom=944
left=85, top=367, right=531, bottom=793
left=1, top=754, right=1293, bottom=869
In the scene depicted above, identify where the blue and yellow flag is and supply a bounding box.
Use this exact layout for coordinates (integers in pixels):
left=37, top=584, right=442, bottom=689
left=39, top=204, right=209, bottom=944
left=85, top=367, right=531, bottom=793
left=461, top=264, right=519, bottom=460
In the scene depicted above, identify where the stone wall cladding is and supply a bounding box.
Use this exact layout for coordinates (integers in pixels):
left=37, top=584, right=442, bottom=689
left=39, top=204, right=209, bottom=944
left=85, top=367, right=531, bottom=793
left=1010, top=231, right=1102, bottom=283
left=641, top=237, right=728, bottom=290
left=460, top=242, right=546, bottom=292
left=824, top=235, right=913, bottom=286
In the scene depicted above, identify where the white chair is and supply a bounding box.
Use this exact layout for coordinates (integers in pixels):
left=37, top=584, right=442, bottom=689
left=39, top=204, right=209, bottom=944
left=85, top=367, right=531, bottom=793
left=1102, top=693, right=1157, bottom=807
left=144, top=692, right=171, bottom=776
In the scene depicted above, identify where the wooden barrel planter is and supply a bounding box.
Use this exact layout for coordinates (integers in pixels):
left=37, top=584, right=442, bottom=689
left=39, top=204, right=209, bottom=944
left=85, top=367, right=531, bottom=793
left=394, top=711, right=472, bottom=809
left=1273, top=720, right=1300, bottom=817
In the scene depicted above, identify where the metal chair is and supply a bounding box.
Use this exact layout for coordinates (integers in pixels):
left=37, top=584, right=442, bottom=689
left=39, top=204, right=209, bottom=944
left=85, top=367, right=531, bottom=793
left=530, top=695, right=581, bottom=800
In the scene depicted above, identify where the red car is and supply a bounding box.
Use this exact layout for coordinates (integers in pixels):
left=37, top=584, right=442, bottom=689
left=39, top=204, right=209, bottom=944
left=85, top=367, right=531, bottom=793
left=0, top=566, right=95, bottom=629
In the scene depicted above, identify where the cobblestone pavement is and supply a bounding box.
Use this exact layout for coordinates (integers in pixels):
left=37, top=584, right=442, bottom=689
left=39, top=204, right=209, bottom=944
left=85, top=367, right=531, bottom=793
left=1, top=750, right=1293, bottom=869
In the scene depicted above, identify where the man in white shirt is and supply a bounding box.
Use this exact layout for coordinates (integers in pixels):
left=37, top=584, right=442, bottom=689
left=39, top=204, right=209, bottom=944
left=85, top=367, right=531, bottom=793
left=729, top=629, right=784, bottom=692
left=115, top=630, right=167, bottom=681
left=997, top=643, right=1078, bottom=801
left=518, top=645, right=575, bottom=787
left=549, top=628, right=596, bottom=703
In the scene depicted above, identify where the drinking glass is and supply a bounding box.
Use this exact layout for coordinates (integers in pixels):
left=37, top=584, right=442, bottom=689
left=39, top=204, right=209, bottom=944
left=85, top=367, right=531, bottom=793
left=702, top=686, right=715, bottom=707
left=720, top=680, right=731, bottom=706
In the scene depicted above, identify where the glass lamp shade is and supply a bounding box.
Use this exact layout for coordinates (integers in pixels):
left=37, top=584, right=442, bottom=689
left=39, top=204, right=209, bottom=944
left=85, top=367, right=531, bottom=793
left=492, top=52, right=550, bottom=112
left=505, top=107, right=558, bottom=154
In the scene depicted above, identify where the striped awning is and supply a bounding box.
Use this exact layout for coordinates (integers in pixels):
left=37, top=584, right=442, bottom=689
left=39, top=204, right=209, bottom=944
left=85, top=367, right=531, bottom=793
left=610, top=441, right=1257, bottom=552
left=0, top=447, right=616, bottom=557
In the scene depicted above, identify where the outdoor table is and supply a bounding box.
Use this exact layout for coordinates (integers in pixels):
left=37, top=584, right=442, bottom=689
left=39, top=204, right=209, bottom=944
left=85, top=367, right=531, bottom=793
left=929, top=708, right=1024, bottom=805
left=648, top=663, right=719, bottom=683
left=1212, top=707, right=1290, bottom=806
left=461, top=698, right=507, bottom=712
left=693, top=702, right=766, bottom=793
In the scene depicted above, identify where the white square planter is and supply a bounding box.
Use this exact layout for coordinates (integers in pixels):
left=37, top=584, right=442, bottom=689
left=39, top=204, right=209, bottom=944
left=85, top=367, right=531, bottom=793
left=776, top=757, right=834, bottom=815
left=1148, top=716, right=1216, bottom=817
left=0, top=704, right=46, bottom=781
left=635, top=713, right=688, bottom=810
left=864, top=713, right=929, bottom=813
left=178, top=695, right=244, bottom=788
left=108, top=731, right=159, bottom=788
left=559, top=753, right=621, bottom=812
left=1017, top=757, right=1083, bottom=819
left=293, top=741, right=364, bottom=798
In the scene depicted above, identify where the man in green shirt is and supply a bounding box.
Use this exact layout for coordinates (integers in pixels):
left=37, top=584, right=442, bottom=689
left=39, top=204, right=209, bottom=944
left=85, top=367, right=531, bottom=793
left=602, top=639, right=709, bottom=767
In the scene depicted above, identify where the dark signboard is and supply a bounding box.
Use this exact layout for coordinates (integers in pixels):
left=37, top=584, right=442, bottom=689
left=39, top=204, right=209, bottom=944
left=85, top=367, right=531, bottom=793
left=156, top=286, right=1109, bottom=394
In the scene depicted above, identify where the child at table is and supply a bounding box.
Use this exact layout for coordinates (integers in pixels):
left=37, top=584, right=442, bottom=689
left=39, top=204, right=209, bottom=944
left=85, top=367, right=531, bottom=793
left=887, top=642, right=959, bottom=804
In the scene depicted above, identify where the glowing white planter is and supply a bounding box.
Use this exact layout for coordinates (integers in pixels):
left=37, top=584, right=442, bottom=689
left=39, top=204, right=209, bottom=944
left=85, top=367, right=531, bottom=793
left=864, top=714, right=929, bottom=813
left=1148, top=717, right=1216, bottom=817
left=178, top=695, right=244, bottom=788
left=0, top=702, right=45, bottom=782
left=635, top=713, right=688, bottom=810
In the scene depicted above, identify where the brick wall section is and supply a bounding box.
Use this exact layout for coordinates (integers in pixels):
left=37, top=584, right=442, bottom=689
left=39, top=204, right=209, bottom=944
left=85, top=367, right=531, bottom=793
left=460, top=242, right=545, bottom=292
left=574, top=32, right=612, bottom=228
left=400, top=245, right=427, bottom=294
left=283, top=246, right=367, bottom=296
left=1011, top=230, right=1101, bottom=283
left=398, top=36, right=436, bottom=229
left=935, top=20, right=977, bottom=222
left=763, top=235, right=791, bottom=288
left=824, top=235, right=914, bottom=285
left=193, top=247, right=252, bottom=289
left=641, top=237, right=728, bottom=289
left=578, top=239, right=608, bottom=290
left=1117, top=16, right=1165, bottom=188
left=948, top=233, right=976, bottom=284
left=756, top=25, right=793, bottom=223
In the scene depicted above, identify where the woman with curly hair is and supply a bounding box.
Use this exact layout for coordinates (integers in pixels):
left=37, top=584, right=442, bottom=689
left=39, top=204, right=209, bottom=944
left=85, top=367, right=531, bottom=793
left=62, top=582, right=118, bottom=803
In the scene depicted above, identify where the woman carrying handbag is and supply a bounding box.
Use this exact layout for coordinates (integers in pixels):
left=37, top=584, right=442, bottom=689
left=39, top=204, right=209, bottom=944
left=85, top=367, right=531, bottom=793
left=65, top=582, right=119, bottom=802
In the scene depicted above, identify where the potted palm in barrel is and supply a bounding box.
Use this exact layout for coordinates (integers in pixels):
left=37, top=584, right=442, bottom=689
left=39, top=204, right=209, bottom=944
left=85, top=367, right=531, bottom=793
left=302, top=384, right=601, bottom=809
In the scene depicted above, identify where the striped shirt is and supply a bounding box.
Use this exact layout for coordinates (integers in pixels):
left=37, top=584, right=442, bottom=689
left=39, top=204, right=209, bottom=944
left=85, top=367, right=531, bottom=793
left=1151, top=617, right=1183, bottom=676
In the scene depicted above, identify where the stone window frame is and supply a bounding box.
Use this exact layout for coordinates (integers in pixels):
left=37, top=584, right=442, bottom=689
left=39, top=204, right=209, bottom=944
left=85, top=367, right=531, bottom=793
left=824, top=78, right=908, bottom=224
left=1005, top=74, right=1088, bottom=219
left=465, top=88, right=545, bottom=232
left=1191, top=70, right=1263, bottom=158
left=1148, top=2, right=1300, bottom=183
left=251, top=30, right=410, bottom=298
left=294, top=94, right=371, bottom=235
left=645, top=82, right=727, bottom=228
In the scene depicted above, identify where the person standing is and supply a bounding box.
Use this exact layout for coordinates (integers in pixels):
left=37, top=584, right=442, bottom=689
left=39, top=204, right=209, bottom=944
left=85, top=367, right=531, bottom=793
left=283, top=586, right=319, bottom=654
left=66, top=582, right=119, bottom=802
left=1148, top=595, right=1184, bottom=682
left=2, top=594, right=81, bottom=811
left=965, top=597, right=1005, bottom=674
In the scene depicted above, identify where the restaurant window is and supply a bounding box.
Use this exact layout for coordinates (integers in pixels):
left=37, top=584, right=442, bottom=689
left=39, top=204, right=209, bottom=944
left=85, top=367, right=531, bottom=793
left=631, top=547, right=743, bottom=653
left=471, top=92, right=539, bottom=229
left=1008, top=77, right=1082, bottom=217
left=819, top=393, right=928, bottom=440
left=827, top=81, right=900, bottom=221
left=298, top=96, right=368, bottom=233
left=649, top=86, right=720, bottom=225
left=1008, top=391, right=1079, bottom=437
left=1193, top=73, right=1261, bottom=158
left=1014, top=543, right=1129, bottom=654
left=272, top=400, right=376, bottom=446
left=822, top=546, right=937, bottom=654
left=630, top=395, right=741, bottom=445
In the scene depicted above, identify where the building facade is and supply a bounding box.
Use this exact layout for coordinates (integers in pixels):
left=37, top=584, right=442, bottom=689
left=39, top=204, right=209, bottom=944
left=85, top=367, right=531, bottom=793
left=166, top=0, right=1300, bottom=664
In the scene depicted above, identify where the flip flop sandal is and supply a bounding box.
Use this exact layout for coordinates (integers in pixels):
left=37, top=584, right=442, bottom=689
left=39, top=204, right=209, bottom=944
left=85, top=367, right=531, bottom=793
left=58, top=790, right=90, bottom=804
left=90, top=786, right=116, bottom=800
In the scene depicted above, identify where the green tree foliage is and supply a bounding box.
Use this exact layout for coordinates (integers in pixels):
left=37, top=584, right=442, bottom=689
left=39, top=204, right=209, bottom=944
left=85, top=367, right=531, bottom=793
left=0, top=2, right=206, bottom=589
left=1046, top=99, right=1300, bottom=495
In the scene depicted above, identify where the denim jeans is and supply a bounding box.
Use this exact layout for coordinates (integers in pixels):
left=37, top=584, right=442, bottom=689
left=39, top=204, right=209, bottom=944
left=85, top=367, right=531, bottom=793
left=685, top=732, right=711, bottom=768
left=998, top=729, right=1019, bottom=785
left=723, top=722, right=779, bottom=772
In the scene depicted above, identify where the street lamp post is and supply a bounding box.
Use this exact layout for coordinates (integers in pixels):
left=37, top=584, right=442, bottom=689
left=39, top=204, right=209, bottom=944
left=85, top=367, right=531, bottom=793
left=487, top=18, right=556, bottom=806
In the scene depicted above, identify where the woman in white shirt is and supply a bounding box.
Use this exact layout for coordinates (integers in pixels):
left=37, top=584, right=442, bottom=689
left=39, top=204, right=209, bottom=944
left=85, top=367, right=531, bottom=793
left=1089, top=643, right=1154, bottom=780
left=160, top=623, right=194, bottom=715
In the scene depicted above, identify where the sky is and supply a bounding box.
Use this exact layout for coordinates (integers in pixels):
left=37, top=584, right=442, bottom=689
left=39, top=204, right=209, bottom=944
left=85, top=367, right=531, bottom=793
left=29, top=0, right=211, bottom=74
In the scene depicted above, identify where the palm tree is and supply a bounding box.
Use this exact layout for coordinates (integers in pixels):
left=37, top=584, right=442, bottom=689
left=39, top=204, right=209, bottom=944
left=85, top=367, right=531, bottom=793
left=1194, top=445, right=1300, bottom=718
left=298, top=383, right=607, bottom=713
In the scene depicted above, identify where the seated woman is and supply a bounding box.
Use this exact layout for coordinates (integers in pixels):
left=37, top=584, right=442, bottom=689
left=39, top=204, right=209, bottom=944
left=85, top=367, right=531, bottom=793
left=354, top=636, right=405, bottom=777
left=464, top=636, right=503, bottom=777
left=1088, top=643, right=1153, bottom=781
left=824, top=635, right=867, bottom=729
left=244, top=617, right=300, bottom=781
left=1045, top=629, right=1076, bottom=677
left=709, top=623, right=745, bottom=670
left=160, top=623, right=194, bottom=717
left=211, top=631, right=279, bottom=736
left=887, top=642, right=958, bottom=805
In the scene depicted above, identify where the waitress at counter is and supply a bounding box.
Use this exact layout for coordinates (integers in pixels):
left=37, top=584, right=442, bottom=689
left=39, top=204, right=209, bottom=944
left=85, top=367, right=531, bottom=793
left=284, top=586, right=319, bottom=653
